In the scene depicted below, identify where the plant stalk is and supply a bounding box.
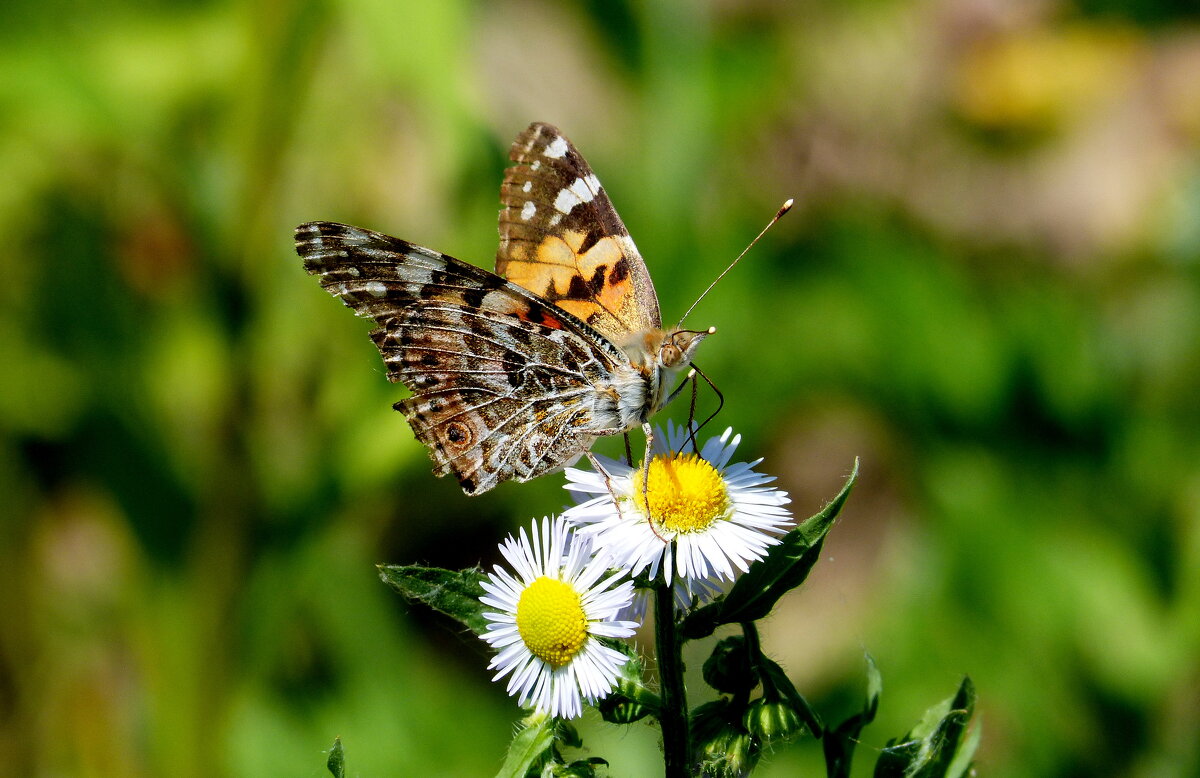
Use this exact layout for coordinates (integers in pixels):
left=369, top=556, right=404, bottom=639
left=655, top=574, right=689, bottom=777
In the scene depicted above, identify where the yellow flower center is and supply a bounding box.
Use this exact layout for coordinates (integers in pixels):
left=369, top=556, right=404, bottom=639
left=515, top=576, right=589, bottom=668
left=633, top=453, right=730, bottom=534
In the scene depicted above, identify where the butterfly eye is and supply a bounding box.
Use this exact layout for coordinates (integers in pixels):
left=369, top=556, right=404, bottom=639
left=660, top=342, right=683, bottom=367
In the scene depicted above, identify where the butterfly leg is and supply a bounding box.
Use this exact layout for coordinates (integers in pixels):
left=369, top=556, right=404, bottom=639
left=663, top=367, right=697, bottom=408
left=685, top=369, right=701, bottom=453
left=584, top=450, right=637, bottom=531
left=640, top=422, right=671, bottom=544
left=687, top=362, right=725, bottom=441
left=641, top=422, right=655, bottom=467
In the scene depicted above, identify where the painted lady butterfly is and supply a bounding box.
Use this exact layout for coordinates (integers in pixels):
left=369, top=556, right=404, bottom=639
left=296, top=122, right=710, bottom=494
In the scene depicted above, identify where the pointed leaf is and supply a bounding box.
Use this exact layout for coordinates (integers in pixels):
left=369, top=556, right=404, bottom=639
left=874, top=676, right=977, bottom=778
left=681, top=459, right=858, bottom=639
left=378, top=564, right=488, bottom=635
left=326, top=737, right=345, bottom=778
left=945, top=710, right=982, bottom=778
left=823, top=654, right=881, bottom=778
left=496, top=715, right=556, bottom=778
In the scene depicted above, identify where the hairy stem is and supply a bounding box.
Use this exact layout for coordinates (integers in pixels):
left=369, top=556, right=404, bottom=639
left=655, top=574, right=689, bottom=776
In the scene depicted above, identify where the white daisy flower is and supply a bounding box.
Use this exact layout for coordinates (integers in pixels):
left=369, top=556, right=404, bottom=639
left=479, top=516, right=638, bottom=719
left=563, top=423, right=793, bottom=590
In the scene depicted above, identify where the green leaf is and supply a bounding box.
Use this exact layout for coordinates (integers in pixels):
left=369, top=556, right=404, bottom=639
left=823, top=654, right=882, bottom=778
left=945, top=711, right=982, bottom=778
left=378, top=564, right=488, bottom=635
left=326, top=736, right=345, bottom=778
left=496, top=714, right=557, bottom=778
left=681, top=459, right=859, bottom=640
left=874, top=676, right=978, bottom=778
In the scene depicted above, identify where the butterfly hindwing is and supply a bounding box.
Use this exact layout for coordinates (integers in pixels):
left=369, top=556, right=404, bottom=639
left=497, top=122, right=661, bottom=343
left=383, top=303, right=607, bottom=493
left=296, top=221, right=624, bottom=492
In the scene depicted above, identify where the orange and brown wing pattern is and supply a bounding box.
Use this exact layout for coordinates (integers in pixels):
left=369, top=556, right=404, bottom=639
left=295, top=221, right=625, bottom=494
left=497, top=122, right=661, bottom=343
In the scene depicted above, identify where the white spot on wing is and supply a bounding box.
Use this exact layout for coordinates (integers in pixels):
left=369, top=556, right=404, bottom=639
left=522, top=181, right=532, bottom=193
left=554, top=189, right=581, bottom=214
left=544, top=135, right=569, bottom=159
left=521, top=201, right=537, bottom=221
left=553, top=176, right=598, bottom=214
left=531, top=160, right=541, bottom=171
left=346, top=267, right=361, bottom=277
left=365, top=281, right=387, bottom=297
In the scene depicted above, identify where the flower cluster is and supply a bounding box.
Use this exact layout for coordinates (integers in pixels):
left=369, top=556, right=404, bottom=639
left=478, top=425, right=793, bottom=719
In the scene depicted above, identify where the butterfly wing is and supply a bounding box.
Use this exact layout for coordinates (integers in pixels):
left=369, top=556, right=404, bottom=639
left=296, top=221, right=627, bottom=494
left=497, top=122, right=662, bottom=343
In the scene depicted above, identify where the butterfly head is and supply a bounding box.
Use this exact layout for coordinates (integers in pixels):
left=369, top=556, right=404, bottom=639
left=620, top=327, right=713, bottom=375
left=660, top=326, right=715, bottom=369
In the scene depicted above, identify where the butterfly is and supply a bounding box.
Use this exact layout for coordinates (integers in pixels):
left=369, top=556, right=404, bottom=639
left=295, top=122, right=710, bottom=494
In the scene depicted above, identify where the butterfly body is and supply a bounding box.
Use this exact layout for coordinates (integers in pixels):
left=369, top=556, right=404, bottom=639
left=297, top=123, right=708, bottom=494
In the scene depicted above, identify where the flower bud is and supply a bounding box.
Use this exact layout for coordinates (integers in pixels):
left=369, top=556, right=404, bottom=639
left=597, top=691, right=652, bottom=724
left=690, top=700, right=761, bottom=777
left=694, top=727, right=759, bottom=778
left=702, top=636, right=758, bottom=696
left=744, top=697, right=806, bottom=743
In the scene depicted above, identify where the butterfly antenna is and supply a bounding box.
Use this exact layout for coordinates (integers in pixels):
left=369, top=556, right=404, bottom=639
left=676, top=198, right=794, bottom=329
left=688, top=362, right=725, bottom=440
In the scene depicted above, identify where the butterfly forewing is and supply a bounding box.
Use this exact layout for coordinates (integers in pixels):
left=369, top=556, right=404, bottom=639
left=497, top=122, right=661, bottom=343
left=296, top=221, right=625, bottom=494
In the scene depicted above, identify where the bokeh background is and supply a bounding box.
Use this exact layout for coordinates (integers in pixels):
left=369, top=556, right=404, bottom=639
left=3, top=0, right=1199, bottom=775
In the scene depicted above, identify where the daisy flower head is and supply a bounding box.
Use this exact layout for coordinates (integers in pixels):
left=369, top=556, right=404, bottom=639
left=479, top=516, right=638, bottom=719
left=563, top=423, right=793, bottom=589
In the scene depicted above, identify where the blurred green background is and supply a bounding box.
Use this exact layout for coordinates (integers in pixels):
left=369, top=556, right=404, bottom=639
left=3, top=0, right=1199, bottom=775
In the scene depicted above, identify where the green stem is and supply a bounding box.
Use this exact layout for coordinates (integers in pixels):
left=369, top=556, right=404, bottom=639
left=655, top=574, right=689, bottom=777
left=736, top=621, right=763, bottom=710
left=741, top=621, right=763, bottom=673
